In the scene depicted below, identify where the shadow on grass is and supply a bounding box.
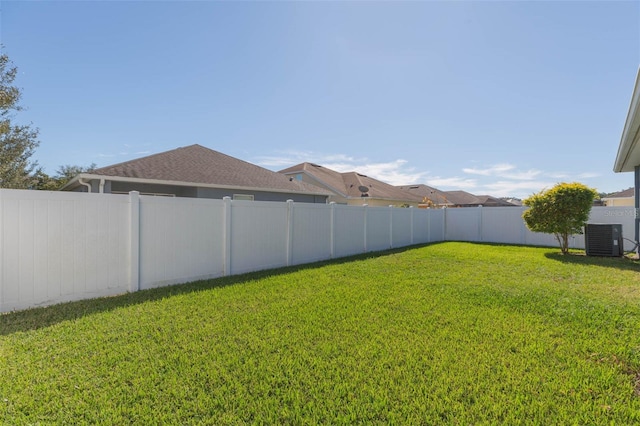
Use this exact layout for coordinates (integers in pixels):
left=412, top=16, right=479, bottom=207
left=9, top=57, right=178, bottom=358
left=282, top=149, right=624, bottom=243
left=544, top=251, right=640, bottom=272
left=0, top=244, right=428, bottom=336
left=448, top=241, right=640, bottom=272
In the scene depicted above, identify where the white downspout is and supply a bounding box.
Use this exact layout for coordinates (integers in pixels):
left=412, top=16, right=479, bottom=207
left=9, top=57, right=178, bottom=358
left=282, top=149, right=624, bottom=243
left=79, top=178, right=92, bottom=193
left=99, top=178, right=105, bottom=193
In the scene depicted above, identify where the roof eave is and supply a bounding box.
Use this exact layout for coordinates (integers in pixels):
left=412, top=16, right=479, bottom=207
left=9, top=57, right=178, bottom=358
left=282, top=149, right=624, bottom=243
left=350, top=196, right=423, bottom=203
left=614, top=67, right=640, bottom=173
left=62, top=173, right=332, bottom=197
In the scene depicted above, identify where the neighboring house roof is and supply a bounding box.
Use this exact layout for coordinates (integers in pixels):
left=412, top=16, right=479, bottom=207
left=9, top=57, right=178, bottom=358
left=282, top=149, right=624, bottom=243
left=445, top=190, right=481, bottom=206
left=63, top=144, right=331, bottom=196
left=280, top=162, right=424, bottom=203
left=445, top=191, right=515, bottom=207
left=614, top=67, right=640, bottom=173
left=473, top=195, right=517, bottom=207
left=604, top=187, right=635, bottom=198
left=396, top=184, right=454, bottom=207
left=396, top=184, right=515, bottom=207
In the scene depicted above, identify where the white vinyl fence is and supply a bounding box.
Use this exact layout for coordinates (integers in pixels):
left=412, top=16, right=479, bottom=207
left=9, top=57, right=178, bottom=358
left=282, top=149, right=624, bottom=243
left=444, top=205, right=637, bottom=251
left=0, top=189, right=635, bottom=312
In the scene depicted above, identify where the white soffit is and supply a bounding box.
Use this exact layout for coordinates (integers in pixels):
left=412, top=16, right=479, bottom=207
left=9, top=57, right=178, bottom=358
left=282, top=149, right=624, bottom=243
left=614, top=67, right=640, bottom=173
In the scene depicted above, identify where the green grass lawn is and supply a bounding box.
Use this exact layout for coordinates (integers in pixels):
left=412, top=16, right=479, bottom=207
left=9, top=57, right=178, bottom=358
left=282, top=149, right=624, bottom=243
left=2, top=242, right=639, bottom=424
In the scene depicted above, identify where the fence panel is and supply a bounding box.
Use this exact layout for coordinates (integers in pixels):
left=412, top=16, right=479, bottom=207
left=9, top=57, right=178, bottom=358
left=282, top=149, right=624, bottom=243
left=392, top=208, right=413, bottom=247
left=4, top=191, right=640, bottom=313
left=481, top=207, right=526, bottom=245
left=290, top=203, right=332, bottom=265
left=333, top=205, right=366, bottom=257
left=428, top=209, right=446, bottom=242
left=411, top=209, right=429, bottom=243
left=366, top=207, right=391, bottom=252
left=230, top=200, right=288, bottom=274
left=445, top=208, right=481, bottom=242
left=138, top=196, right=225, bottom=290
left=0, top=190, right=130, bottom=312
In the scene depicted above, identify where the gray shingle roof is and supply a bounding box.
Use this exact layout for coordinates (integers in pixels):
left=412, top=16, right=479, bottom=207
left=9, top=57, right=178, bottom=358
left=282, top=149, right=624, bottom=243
left=605, top=187, right=635, bottom=198
left=444, top=191, right=515, bottom=206
left=91, top=144, right=331, bottom=195
left=396, top=184, right=453, bottom=206
left=444, top=190, right=483, bottom=205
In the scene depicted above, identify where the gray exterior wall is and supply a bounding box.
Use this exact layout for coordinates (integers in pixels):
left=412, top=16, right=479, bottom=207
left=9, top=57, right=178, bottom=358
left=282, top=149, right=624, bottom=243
left=70, top=178, right=327, bottom=203
left=110, top=181, right=198, bottom=197
left=196, top=187, right=327, bottom=203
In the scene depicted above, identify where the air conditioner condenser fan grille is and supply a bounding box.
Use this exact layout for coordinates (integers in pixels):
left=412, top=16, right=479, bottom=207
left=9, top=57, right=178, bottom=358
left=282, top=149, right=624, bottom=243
left=585, top=224, right=622, bottom=257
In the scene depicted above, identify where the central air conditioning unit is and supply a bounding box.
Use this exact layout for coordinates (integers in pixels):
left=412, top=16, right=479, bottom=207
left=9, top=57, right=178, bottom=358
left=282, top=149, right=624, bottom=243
left=584, top=224, right=623, bottom=257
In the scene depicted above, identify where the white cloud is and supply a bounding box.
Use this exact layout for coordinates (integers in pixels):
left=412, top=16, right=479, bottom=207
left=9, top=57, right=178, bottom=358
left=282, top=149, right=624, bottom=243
left=547, top=171, right=603, bottom=181
left=324, top=159, right=429, bottom=186
left=463, top=163, right=541, bottom=180
left=462, top=163, right=515, bottom=176
left=481, top=180, right=556, bottom=198
left=502, top=169, right=542, bottom=180
left=425, top=176, right=477, bottom=189
left=547, top=172, right=570, bottom=179
left=457, top=163, right=605, bottom=197
left=96, top=143, right=155, bottom=163
left=577, top=172, right=600, bottom=179
left=255, top=152, right=602, bottom=199
left=255, top=151, right=429, bottom=186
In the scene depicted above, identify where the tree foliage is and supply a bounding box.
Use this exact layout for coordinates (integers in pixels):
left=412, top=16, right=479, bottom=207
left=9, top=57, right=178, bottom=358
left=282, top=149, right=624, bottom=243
left=32, top=163, right=97, bottom=191
left=522, top=182, right=598, bottom=254
left=0, top=52, right=40, bottom=189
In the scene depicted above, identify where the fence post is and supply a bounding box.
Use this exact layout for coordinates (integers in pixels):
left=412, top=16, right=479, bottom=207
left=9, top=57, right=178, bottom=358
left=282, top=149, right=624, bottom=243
left=330, top=202, right=336, bottom=259
left=129, top=191, right=140, bottom=293
left=389, top=205, right=394, bottom=249
left=223, top=196, right=232, bottom=276
left=363, top=204, right=368, bottom=252
left=520, top=206, right=527, bottom=245
left=478, top=205, right=483, bottom=242
left=409, top=206, right=414, bottom=245
left=443, top=206, right=448, bottom=241
left=286, top=199, right=294, bottom=266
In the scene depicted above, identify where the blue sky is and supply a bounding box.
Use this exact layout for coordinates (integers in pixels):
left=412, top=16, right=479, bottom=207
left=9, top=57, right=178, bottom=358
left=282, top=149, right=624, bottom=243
left=2, top=1, right=639, bottom=198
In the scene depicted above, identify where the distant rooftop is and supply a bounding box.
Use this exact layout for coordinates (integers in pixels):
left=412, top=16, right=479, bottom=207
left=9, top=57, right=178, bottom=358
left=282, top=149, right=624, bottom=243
left=280, top=162, right=423, bottom=202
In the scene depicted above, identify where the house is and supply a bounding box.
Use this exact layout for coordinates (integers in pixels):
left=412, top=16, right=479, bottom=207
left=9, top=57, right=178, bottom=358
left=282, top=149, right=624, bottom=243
left=601, top=188, right=635, bottom=207
left=445, top=191, right=516, bottom=207
left=279, top=162, right=424, bottom=207
left=397, top=184, right=516, bottom=208
left=62, top=144, right=331, bottom=203
left=613, top=67, right=640, bottom=247
left=396, top=184, right=454, bottom=208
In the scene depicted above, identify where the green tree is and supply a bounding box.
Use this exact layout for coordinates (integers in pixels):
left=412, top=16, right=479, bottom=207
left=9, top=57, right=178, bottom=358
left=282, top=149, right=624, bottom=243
left=522, top=182, right=598, bottom=255
left=32, top=163, right=96, bottom=191
left=0, top=52, right=40, bottom=189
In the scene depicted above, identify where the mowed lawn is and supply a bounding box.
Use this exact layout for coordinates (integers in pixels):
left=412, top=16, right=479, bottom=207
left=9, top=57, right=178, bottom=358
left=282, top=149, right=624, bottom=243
left=1, top=242, right=639, bottom=424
